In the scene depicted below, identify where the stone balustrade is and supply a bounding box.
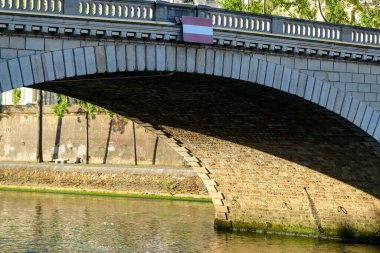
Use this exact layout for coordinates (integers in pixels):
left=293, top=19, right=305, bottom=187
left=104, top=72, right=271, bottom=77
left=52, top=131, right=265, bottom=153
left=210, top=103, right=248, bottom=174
left=1, top=0, right=380, bottom=47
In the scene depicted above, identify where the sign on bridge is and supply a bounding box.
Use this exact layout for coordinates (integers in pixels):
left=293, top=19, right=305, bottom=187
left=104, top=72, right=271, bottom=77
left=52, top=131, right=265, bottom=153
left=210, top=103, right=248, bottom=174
left=182, top=16, right=213, bottom=44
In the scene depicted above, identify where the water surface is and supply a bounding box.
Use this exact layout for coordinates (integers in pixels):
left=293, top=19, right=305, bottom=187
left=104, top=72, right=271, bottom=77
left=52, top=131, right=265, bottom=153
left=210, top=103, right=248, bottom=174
left=0, top=191, right=378, bottom=252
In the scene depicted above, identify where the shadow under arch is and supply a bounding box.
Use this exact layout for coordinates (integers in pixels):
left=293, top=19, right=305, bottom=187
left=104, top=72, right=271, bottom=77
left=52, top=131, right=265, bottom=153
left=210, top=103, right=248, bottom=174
left=1, top=43, right=380, bottom=239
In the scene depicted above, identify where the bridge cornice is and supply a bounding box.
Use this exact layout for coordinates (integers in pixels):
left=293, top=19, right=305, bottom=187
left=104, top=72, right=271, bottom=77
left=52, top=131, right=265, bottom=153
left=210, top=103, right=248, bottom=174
left=1, top=0, right=380, bottom=63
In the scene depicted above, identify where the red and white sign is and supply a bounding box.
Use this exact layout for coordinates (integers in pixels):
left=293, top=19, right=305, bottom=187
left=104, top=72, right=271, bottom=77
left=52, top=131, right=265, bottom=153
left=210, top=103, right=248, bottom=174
left=182, top=16, right=213, bottom=44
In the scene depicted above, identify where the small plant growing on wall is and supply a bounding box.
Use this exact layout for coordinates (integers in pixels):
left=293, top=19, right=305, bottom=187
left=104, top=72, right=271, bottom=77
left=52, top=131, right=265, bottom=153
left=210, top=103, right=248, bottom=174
left=12, top=89, right=21, bottom=105
left=51, top=95, right=70, bottom=118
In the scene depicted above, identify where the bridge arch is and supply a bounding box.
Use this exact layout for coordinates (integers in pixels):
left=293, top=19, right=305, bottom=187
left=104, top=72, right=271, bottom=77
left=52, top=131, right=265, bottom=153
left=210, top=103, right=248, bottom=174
left=1, top=42, right=379, bottom=240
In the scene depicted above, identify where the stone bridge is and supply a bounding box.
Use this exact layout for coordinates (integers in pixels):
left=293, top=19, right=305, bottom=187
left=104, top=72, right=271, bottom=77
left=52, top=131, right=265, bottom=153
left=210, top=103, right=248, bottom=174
left=0, top=0, right=379, bottom=242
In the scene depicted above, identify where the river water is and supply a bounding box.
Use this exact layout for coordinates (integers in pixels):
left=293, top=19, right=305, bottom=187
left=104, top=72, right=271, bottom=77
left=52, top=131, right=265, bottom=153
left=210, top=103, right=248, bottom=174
left=0, top=191, right=379, bottom=253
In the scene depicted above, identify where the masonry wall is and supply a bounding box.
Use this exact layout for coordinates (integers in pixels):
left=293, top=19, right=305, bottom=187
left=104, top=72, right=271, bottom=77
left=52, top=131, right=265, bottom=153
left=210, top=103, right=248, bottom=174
left=1, top=34, right=380, bottom=109
left=0, top=105, right=184, bottom=166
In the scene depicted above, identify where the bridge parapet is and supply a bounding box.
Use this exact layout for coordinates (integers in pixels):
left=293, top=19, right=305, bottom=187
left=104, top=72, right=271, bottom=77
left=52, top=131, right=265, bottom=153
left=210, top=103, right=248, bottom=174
left=1, top=0, right=380, bottom=48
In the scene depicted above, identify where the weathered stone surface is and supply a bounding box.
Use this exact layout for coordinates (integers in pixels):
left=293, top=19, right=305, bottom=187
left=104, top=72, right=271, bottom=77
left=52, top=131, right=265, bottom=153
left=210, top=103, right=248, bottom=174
left=146, top=45, right=156, bottom=71
left=52, top=51, right=65, bottom=79
left=0, top=62, right=12, bottom=91
left=19, top=56, right=34, bottom=86
left=156, top=45, right=166, bottom=71
left=74, top=48, right=86, bottom=76
left=126, top=44, right=136, bottom=72
left=105, top=45, right=117, bottom=73
left=280, top=68, right=291, bottom=92
left=8, top=59, right=23, bottom=88
left=30, top=54, right=44, bottom=84
left=95, top=46, right=106, bottom=73
left=186, top=47, right=196, bottom=73
left=84, top=47, right=97, bottom=75
left=41, top=52, right=55, bottom=81
left=63, top=49, right=76, bottom=78
left=222, top=52, right=233, bottom=78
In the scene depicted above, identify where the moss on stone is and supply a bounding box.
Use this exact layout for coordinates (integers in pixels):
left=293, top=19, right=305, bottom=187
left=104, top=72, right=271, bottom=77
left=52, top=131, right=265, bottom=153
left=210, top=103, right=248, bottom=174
left=0, top=186, right=212, bottom=203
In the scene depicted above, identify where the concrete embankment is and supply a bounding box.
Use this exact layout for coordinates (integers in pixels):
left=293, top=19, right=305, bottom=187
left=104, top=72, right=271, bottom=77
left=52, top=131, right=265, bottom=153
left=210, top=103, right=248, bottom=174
left=0, top=163, right=210, bottom=201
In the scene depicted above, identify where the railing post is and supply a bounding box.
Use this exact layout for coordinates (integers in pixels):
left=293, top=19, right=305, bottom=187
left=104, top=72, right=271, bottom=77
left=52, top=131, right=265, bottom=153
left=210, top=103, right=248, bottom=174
left=341, top=26, right=353, bottom=43
left=271, top=17, right=284, bottom=35
left=196, top=5, right=211, bottom=19
left=63, top=0, right=79, bottom=16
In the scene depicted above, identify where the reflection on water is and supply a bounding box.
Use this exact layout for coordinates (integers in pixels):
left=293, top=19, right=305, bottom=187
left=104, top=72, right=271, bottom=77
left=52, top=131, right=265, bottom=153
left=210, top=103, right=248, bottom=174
left=0, top=191, right=378, bottom=252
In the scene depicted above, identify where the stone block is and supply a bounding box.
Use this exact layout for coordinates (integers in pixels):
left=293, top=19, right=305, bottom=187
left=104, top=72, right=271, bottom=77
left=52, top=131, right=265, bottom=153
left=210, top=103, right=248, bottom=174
left=9, top=36, right=25, bottom=49
left=52, top=51, right=65, bottom=80
left=361, top=106, right=374, bottom=131
left=365, top=74, right=377, bottom=84
left=340, top=73, right=353, bottom=83
left=156, top=45, right=166, bottom=72
left=257, top=60, right=267, bottom=85
left=205, top=49, right=215, bottom=75
left=320, top=60, right=333, bottom=71
left=8, top=59, right=23, bottom=88
left=231, top=53, right=242, bottom=80
left=334, top=61, right=346, bottom=72
left=186, top=47, right=196, bottom=73
left=41, top=52, right=55, bottom=81
left=222, top=51, right=233, bottom=77
left=351, top=92, right=364, bottom=100
left=280, top=57, right=294, bottom=68
left=347, top=98, right=359, bottom=122
left=370, top=65, right=380, bottom=75
left=346, top=83, right=358, bottom=92
left=63, top=48, right=76, bottom=78
left=95, top=46, right=106, bottom=73
left=346, top=63, right=359, bottom=73
left=267, top=55, right=280, bottom=64
left=106, top=45, right=117, bottom=73
left=26, top=37, right=44, bottom=50
left=264, top=62, right=276, bottom=87
left=239, top=55, right=250, bottom=81
left=30, top=54, right=44, bottom=84
left=326, top=86, right=338, bottom=111
left=19, top=56, right=34, bottom=86
left=1, top=48, right=17, bottom=59
left=288, top=70, right=299, bottom=94
left=280, top=68, right=291, bottom=92
left=126, top=44, right=136, bottom=72
left=45, top=39, right=63, bottom=51
left=328, top=72, right=339, bottom=82
left=0, top=62, right=12, bottom=92
left=318, top=82, right=330, bottom=107
left=353, top=73, right=364, bottom=83
left=367, top=111, right=380, bottom=136
left=311, top=80, right=323, bottom=104
left=304, top=76, right=315, bottom=100
left=377, top=76, right=380, bottom=85
left=80, top=41, right=99, bottom=47
left=314, top=71, right=327, bottom=81
left=176, top=46, right=186, bottom=73
left=116, top=44, right=126, bottom=72
left=358, top=84, right=370, bottom=92
left=84, top=47, right=96, bottom=75
left=166, top=46, right=177, bottom=71
left=370, top=84, right=380, bottom=93
left=340, top=95, right=353, bottom=118
left=373, top=118, right=380, bottom=141
left=0, top=36, right=9, bottom=48
left=18, top=50, right=35, bottom=57
left=359, top=64, right=371, bottom=74
left=63, top=40, right=81, bottom=49
left=353, top=102, right=367, bottom=127
left=146, top=45, right=156, bottom=72
left=74, top=48, right=86, bottom=76
left=273, top=64, right=284, bottom=90
left=214, top=50, right=224, bottom=76
left=294, top=57, right=307, bottom=70
left=333, top=89, right=345, bottom=114
left=296, top=73, right=307, bottom=98
left=365, top=93, right=377, bottom=102
left=308, top=59, right=320, bottom=71
left=248, top=58, right=259, bottom=83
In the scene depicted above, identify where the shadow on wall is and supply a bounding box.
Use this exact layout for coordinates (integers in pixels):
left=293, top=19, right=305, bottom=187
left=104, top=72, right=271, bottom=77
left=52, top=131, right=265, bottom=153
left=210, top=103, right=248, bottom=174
left=35, top=72, right=380, bottom=201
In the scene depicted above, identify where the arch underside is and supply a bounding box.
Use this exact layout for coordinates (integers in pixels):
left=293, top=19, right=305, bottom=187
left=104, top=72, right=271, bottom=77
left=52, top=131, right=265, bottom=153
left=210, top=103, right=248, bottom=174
left=1, top=43, right=380, bottom=241
left=35, top=72, right=380, bottom=240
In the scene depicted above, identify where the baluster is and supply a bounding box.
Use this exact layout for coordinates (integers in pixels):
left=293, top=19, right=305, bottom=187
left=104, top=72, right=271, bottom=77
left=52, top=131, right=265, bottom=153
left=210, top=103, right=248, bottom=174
left=117, top=4, right=121, bottom=17
left=111, top=4, right=115, bottom=17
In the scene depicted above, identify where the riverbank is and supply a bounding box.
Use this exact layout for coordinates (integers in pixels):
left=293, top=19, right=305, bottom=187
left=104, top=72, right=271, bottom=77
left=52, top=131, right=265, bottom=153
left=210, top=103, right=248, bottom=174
left=0, top=162, right=210, bottom=202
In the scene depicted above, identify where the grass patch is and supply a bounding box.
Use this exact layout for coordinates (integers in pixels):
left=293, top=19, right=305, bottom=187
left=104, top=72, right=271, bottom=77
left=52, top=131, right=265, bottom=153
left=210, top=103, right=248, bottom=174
left=0, top=186, right=212, bottom=203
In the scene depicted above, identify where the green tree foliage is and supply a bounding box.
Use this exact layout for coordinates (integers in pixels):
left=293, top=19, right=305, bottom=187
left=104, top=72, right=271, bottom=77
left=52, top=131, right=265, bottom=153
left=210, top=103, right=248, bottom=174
left=218, top=0, right=380, bottom=28
left=12, top=89, right=22, bottom=105
left=51, top=95, right=70, bottom=118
